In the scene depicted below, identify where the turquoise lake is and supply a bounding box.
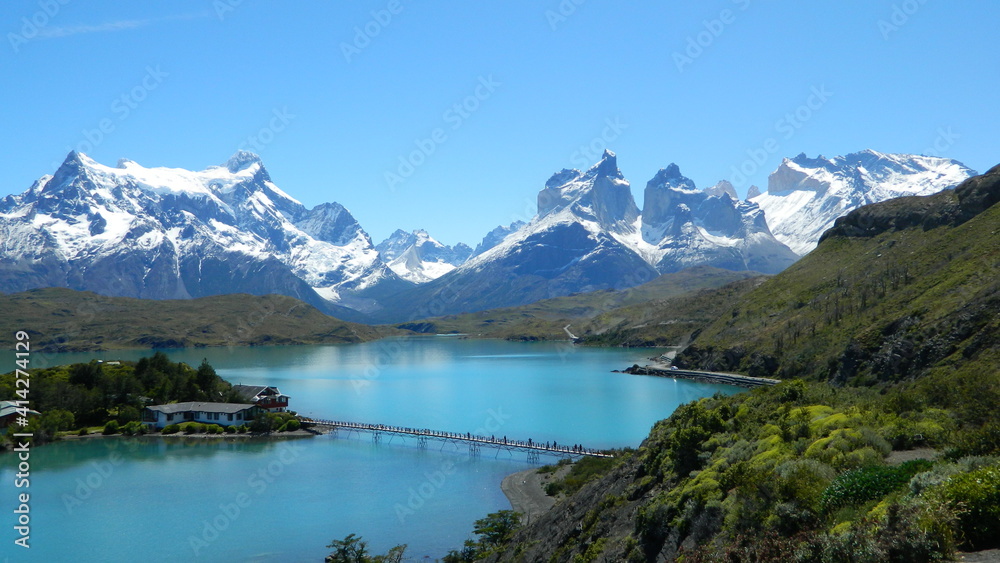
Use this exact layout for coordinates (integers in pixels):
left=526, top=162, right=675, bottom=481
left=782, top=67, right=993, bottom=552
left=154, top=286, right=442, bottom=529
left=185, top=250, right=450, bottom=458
left=1, top=339, right=741, bottom=561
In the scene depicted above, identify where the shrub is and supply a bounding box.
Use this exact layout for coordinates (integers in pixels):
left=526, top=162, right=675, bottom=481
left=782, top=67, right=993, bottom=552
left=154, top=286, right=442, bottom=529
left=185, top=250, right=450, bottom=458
left=102, top=420, right=120, bottom=435
left=183, top=422, right=204, bottom=434
left=162, top=424, right=180, bottom=434
left=931, top=462, right=1000, bottom=550
left=121, top=421, right=147, bottom=436
left=77, top=427, right=89, bottom=436
left=116, top=405, right=140, bottom=424
left=224, top=425, right=236, bottom=434
left=204, top=424, right=223, bottom=434
left=821, top=460, right=933, bottom=512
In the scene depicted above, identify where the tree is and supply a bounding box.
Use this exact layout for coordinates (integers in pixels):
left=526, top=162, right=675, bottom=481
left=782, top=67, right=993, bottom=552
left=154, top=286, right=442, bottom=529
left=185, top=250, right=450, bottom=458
left=195, top=359, right=219, bottom=398
left=325, top=534, right=406, bottom=563
left=471, top=510, right=521, bottom=549
left=69, top=361, right=103, bottom=389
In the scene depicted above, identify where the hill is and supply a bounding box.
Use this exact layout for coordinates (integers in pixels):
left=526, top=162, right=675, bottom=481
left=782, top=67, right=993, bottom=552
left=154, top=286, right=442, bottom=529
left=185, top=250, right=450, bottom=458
left=0, top=288, right=390, bottom=352
left=676, top=163, right=1000, bottom=383
left=395, top=266, right=762, bottom=341
left=449, top=164, right=1000, bottom=562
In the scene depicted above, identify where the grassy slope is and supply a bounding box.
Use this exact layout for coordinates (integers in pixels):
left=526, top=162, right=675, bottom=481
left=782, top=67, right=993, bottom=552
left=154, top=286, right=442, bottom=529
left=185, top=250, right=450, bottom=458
left=397, top=266, right=761, bottom=341
left=477, top=167, right=1000, bottom=562
left=677, top=183, right=1000, bottom=383
left=0, top=288, right=391, bottom=351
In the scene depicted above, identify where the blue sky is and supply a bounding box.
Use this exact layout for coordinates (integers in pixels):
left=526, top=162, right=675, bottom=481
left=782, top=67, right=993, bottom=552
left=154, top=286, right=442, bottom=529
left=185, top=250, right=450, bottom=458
left=3, top=1, right=998, bottom=246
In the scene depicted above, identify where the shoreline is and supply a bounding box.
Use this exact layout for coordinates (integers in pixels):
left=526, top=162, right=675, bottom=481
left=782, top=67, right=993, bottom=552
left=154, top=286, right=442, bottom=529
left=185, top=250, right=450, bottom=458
left=619, top=363, right=780, bottom=388
left=501, top=464, right=571, bottom=523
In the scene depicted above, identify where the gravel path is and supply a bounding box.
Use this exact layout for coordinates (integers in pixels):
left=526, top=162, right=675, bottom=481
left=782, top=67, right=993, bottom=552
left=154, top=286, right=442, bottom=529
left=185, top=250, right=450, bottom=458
left=501, top=466, right=568, bottom=524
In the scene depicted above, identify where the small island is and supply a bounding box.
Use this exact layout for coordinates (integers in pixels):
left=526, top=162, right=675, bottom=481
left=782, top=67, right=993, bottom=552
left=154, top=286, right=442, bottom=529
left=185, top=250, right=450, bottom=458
left=0, top=352, right=306, bottom=447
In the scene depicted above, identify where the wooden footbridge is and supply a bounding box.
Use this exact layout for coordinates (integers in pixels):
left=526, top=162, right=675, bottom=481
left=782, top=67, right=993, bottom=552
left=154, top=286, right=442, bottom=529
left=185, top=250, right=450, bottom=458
left=302, top=418, right=613, bottom=463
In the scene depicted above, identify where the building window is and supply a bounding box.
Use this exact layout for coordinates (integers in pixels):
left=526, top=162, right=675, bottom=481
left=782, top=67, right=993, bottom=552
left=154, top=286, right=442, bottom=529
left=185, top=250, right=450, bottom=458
left=228, top=413, right=233, bottom=421
left=236, top=413, right=242, bottom=420
left=184, top=412, right=194, bottom=420
left=167, top=413, right=174, bottom=422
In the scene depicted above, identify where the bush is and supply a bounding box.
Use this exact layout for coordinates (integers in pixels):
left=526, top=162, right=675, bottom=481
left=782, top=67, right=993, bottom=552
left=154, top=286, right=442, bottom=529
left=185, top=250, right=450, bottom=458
left=224, top=425, right=236, bottom=434
left=205, top=424, right=223, bottom=434
left=821, top=460, right=932, bottom=512
left=121, top=421, right=147, bottom=436
left=162, top=424, right=180, bottom=434
left=183, top=422, right=204, bottom=434
left=77, top=427, right=89, bottom=436
left=284, top=418, right=301, bottom=432
left=117, top=405, right=140, bottom=424
left=932, top=462, right=1000, bottom=550
left=102, top=420, right=120, bottom=435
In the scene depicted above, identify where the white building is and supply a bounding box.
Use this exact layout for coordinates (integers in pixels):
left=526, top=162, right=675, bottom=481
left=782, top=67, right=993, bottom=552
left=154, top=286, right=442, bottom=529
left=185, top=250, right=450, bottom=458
left=142, top=402, right=259, bottom=429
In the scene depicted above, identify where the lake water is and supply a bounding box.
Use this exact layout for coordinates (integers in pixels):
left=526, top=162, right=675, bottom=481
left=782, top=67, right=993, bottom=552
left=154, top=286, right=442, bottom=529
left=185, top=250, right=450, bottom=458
left=1, top=339, right=740, bottom=561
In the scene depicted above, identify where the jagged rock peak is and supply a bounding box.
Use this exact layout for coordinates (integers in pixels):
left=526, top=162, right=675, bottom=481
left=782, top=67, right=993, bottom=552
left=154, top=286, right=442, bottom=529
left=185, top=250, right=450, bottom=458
left=586, top=149, right=623, bottom=179
left=225, top=150, right=263, bottom=173
left=545, top=169, right=583, bottom=189
left=704, top=180, right=738, bottom=200
left=746, top=185, right=762, bottom=200
left=648, top=164, right=697, bottom=191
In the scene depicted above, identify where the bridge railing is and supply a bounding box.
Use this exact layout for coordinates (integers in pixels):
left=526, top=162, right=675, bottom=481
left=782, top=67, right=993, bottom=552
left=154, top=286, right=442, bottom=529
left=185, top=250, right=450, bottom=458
left=302, top=418, right=612, bottom=458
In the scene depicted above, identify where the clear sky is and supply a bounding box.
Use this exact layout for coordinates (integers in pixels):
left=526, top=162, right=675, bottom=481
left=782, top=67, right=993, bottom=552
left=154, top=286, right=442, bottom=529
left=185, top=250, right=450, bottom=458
left=3, top=1, right=998, bottom=246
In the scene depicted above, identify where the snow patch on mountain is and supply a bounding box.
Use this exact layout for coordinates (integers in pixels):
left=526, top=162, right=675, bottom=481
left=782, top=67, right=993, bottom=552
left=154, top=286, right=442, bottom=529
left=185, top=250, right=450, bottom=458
left=0, top=151, right=402, bottom=312
left=375, top=229, right=472, bottom=283
left=753, top=150, right=977, bottom=255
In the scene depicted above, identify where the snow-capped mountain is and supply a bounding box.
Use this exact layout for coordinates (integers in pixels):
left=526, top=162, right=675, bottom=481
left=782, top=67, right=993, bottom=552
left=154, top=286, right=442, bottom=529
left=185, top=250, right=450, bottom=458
left=373, top=150, right=795, bottom=322
left=633, top=165, right=799, bottom=274
left=0, top=151, right=408, bottom=316
left=753, top=150, right=976, bottom=255
left=472, top=221, right=526, bottom=257
left=375, top=229, right=472, bottom=284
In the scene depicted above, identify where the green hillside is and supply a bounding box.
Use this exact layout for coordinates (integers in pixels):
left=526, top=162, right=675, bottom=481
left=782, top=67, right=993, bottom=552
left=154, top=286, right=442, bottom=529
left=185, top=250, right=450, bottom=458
left=397, top=266, right=761, bottom=341
left=676, top=164, right=1000, bottom=384
left=0, top=288, right=390, bottom=352
left=438, top=165, right=1000, bottom=562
